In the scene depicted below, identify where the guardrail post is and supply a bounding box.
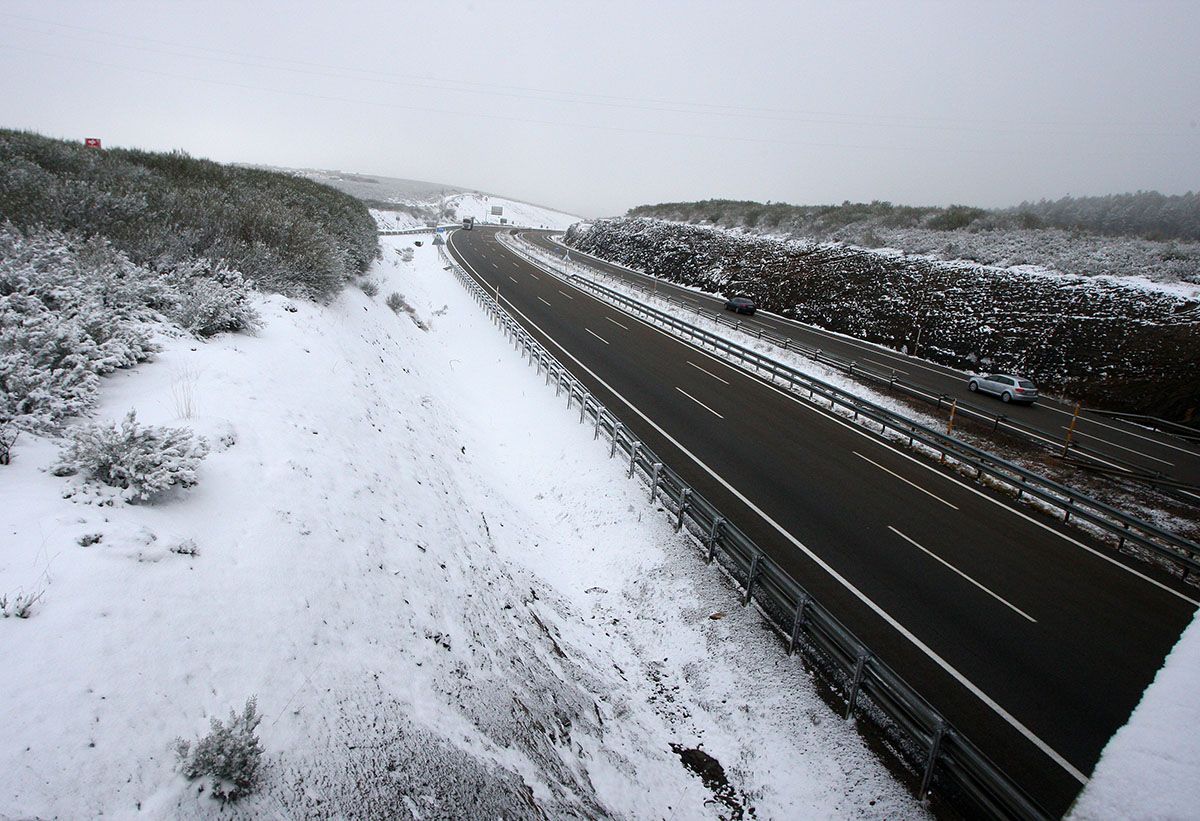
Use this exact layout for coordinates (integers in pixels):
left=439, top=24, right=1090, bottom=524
left=845, top=652, right=869, bottom=719
left=705, top=516, right=724, bottom=562
left=920, top=722, right=946, bottom=800
left=649, top=462, right=662, bottom=502
left=611, top=424, right=623, bottom=458
left=628, top=442, right=640, bottom=478
left=788, top=594, right=810, bottom=655
left=743, top=552, right=761, bottom=605
left=579, top=394, right=588, bottom=422
left=677, top=489, right=692, bottom=532
left=594, top=410, right=604, bottom=440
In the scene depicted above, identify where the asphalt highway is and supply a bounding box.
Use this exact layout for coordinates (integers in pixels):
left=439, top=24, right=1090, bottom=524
left=448, top=226, right=1198, bottom=816
left=523, top=230, right=1200, bottom=490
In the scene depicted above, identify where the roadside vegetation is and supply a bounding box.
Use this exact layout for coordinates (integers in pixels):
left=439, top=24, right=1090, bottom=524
left=565, top=217, right=1200, bottom=419
left=0, top=129, right=378, bottom=441
left=630, top=193, right=1200, bottom=284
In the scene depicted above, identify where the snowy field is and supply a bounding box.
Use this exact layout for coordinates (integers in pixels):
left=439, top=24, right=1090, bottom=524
left=369, top=208, right=432, bottom=231
left=0, top=233, right=924, bottom=817
left=446, top=192, right=582, bottom=230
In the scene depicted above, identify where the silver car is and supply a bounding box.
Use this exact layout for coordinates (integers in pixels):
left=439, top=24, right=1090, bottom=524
left=967, top=373, right=1038, bottom=404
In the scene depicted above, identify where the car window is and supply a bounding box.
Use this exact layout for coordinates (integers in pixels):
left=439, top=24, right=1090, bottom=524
left=1018, top=379, right=1035, bottom=388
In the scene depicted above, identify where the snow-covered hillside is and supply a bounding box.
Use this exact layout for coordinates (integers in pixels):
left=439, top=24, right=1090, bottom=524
left=445, top=192, right=581, bottom=230
left=369, top=207, right=431, bottom=231
left=0, top=232, right=920, bottom=817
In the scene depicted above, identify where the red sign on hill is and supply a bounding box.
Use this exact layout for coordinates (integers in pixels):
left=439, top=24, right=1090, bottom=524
left=84, top=137, right=102, bottom=148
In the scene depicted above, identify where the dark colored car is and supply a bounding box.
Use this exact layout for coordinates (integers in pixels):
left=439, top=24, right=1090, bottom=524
left=724, top=296, right=756, bottom=315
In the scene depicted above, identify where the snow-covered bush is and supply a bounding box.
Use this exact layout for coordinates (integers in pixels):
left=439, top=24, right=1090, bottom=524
left=175, top=697, right=264, bottom=803
left=0, top=225, right=260, bottom=434
left=0, top=423, right=16, bottom=464
left=0, top=225, right=160, bottom=430
left=385, top=292, right=404, bottom=313
left=164, top=260, right=261, bottom=337
left=54, top=410, right=209, bottom=501
left=358, top=279, right=379, bottom=297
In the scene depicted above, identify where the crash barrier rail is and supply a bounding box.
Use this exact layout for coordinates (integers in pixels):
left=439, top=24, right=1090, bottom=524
left=378, top=225, right=461, bottom=236
left=498, top=233, right=1200, bottom=579
left=533, top=237, right=1200, bottom=496
left=438, top=241, right=1052, bottom=820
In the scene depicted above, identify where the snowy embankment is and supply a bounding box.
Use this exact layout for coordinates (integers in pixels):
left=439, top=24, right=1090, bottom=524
left=1069, top=609, right=1200, bottom=818
left=369, top=207, right=430, bottom=231
left=0, top=233, right=921, bottom=817
left=446, top=192, right=582, bottom=230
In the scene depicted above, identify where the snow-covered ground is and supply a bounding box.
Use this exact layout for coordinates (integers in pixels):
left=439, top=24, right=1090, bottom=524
left=369, top=207, right=431, bottom=231
left=0, top=233, right=922, bottom=817
left=1069, top=609, right=1200, bottom=819
left=446, top=192, right=581, bottom=230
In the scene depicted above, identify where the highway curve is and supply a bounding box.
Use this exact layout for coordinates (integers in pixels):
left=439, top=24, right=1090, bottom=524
left=448, top=226, right=1196, bottom=816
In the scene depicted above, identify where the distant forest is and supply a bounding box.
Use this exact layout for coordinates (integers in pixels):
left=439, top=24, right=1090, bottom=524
left=629, top=192, right=1200, bottom=243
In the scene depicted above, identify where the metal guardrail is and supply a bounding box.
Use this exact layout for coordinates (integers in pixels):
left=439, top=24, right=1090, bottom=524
left=534, top=238, right=1200, bottom=497
left=501, top=234, right=1200, bottom=579
left=378, top=225, right=460, bottom=236
left=439, top=242, right=1053, bottom=820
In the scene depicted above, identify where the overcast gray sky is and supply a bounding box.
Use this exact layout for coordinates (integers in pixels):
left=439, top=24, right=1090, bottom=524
left=1, top=0, right=1197, bottom=217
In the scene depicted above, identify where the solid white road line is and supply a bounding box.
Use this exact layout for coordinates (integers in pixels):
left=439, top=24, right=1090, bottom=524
left=451, top=235, right=1089, bottom=782
left=687, top=360, right=730, bottom=385
left=676, top=387, right=725, bottom=419
left=888, top=526, right=1037, bottom=624
left=585, top=328, right=609, bottom=345
left=854, top=452, right=958, bottom=510
left=1063, top=427, right=1175, bottom=466
left=1041, top=407, right=1200, bottom=456
left=537, top=296, right=552, bottom=307
left=605, top=316, right=630, bottom=330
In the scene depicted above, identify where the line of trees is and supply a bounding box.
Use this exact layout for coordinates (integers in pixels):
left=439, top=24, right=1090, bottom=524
left=629, top=192, right=1200, bottom=243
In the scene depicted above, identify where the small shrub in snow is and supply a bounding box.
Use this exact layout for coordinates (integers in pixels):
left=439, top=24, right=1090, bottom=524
left=175, top=697, right=264, bottom=803
left=170, top=538, right=200, bottom=556
left=0, top=423, right=16, bottom=465
left=399, top=247, right=414, bottom=263
left=54, top=410, right=209, bottom=501
left=165, top=261, right=262, bottom=338
left=1, top=589, right=44, bottom=618
left=358, top=279, right=380, bottom=297
left=385, top=292, right=404, bottom=313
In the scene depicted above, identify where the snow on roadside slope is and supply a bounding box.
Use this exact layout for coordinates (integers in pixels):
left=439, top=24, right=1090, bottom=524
left=0, top=234, right=921, bottom=818
left=1068, top=608, right=1200, bottom=819
left=369, top=207, right=429, bottom=231
left=447, top=192, right=582, bottom=230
